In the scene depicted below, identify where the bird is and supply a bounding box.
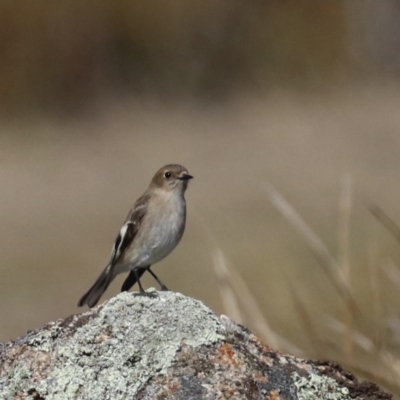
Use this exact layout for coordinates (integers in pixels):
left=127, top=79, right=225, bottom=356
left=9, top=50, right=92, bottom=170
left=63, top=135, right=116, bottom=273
left=77, top=164, right=193, bottom=308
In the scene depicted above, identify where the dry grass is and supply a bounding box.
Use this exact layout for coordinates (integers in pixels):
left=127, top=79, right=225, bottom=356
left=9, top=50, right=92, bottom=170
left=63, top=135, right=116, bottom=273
left=214, top=180, right=400, bottom=398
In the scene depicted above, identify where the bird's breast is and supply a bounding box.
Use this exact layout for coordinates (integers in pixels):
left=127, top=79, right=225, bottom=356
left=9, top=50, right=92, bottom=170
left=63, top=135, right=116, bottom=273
left=135, top=193, right=186, bottom=266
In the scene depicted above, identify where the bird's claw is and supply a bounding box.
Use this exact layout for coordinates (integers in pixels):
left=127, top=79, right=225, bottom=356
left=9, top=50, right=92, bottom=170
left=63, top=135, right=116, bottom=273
left=134, top=291, right=159, bottom=298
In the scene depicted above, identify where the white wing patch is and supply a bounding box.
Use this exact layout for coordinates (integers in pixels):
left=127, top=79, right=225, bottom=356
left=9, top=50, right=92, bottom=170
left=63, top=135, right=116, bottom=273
left=119, top=222, right=129, bottom=241
left=110, top=222, right=134, bottom=261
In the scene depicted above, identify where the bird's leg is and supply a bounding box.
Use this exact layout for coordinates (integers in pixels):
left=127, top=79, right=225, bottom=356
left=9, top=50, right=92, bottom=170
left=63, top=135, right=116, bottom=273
left=147, top=267, right=169, bottom=291
left=133, top=268, right=158, bottom=298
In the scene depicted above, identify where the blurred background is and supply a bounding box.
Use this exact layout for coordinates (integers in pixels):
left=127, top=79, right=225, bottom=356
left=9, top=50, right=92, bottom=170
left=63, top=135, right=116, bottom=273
left=2, top=0, right=400, bottom=395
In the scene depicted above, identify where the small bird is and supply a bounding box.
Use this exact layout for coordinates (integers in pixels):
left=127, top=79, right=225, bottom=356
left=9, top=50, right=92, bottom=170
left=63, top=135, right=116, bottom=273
left=78, top=164, right=193, bottom=308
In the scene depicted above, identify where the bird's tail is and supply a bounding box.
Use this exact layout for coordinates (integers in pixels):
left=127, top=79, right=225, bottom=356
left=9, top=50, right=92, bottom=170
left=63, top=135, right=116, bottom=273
left=77, top=264, right=115, bottom=308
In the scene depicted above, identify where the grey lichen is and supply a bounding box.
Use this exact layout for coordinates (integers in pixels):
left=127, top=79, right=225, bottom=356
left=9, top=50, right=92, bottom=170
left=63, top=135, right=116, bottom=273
left=1, top=290, right=225, bottom=400
left=0, top=290, right=392, bottom=400
left=293, top=372, right=351, bottom=400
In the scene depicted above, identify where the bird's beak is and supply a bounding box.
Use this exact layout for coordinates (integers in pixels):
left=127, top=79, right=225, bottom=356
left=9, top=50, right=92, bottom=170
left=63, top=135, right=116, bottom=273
left=178, top=173, right=193, bottom=181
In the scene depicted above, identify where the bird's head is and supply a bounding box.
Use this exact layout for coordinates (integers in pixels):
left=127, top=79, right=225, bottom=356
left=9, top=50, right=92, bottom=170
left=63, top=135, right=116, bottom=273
left=151, top=164, right=193, bottom=193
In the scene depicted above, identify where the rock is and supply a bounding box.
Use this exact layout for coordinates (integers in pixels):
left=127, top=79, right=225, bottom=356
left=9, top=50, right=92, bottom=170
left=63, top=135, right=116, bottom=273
left=0, top=290, right=392, bottom=400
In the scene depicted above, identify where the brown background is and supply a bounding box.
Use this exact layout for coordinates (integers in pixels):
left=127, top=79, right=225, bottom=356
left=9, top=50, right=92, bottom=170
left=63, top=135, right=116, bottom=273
left=1, top=1, right=400, bottom=394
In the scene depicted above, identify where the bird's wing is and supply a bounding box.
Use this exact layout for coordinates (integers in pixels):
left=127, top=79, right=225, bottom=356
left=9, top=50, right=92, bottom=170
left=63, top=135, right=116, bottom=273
left=109, top=194, right=150, bottom=266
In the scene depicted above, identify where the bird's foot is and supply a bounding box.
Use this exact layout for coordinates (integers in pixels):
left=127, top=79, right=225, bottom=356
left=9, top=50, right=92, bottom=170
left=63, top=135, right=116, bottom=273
left=134, top=290, right=159, bottom=298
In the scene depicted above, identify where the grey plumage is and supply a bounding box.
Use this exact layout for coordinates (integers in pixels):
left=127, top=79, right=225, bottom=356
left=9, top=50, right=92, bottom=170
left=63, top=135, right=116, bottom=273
left=78, top=164, right=193, bottom=308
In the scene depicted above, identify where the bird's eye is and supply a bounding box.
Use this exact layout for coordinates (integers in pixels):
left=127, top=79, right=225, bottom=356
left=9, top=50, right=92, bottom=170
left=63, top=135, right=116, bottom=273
left=164, top=171, right=172, bottom=179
